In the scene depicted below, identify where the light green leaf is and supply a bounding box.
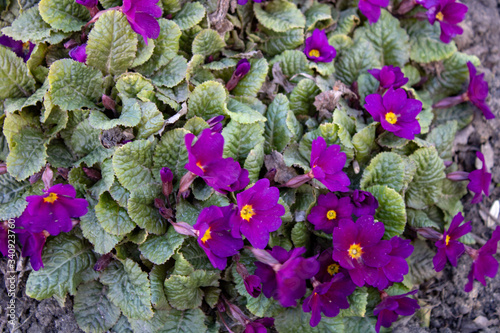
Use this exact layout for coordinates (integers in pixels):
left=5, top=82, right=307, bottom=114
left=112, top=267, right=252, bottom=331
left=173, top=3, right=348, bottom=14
left=95, top=192, right=136, bottom=236
left=6, top=126, right=47, bottom=180
left=173, top=2, right=205, bottom=30
left=352, top=123, right=377, bottom=165
left=426, top=121, right=457, bottom=160
left=136, top=101, right=164, bottom=139
left=187, top=80, right=227, bottom=120
left=128, top=308, right=207, bottom=333
left=39, top=0, right=90, bottom=32
left=139, top=227, right=185, bottom=265
left=151, top=55, right=188, bottom=88
left=109, top=180, right=130, bottom=207
left=254, top=0, right=305, bottom=32
left=26, top=233, right=96, bottom=300
left=153, top=128, right=190, bottom=182
left=113, top=140, right=155, bottom=191
left=289, top=78, right=320, bottom=116
left=335, top=38, right=382, bottom=85
left=232, top=57, right=269, bottom=97
left=361, top=152, right=405, bottom=192
left=128, top=184, right=168, bottom=234
left=305, top=3, right=333, bottom=30
left=132, top=38, right=155, bottom=68
left=48, top=59, right=103, bottom=110
left=309, top=61, right=335, bottom=76
left=116, top=72, right=154, bottom=99
left=176, top=199, right=199, bottom=226
left=271, top=50, right=313, bottom=80
left=149, top=264, right=170, bottom=310
left=202, top=58, right=239, bottom=70
left=258, top=26, right=304, bottom=57
left=275, top=306, right=345, bottom=333
left=226, top=98, right=267, bottom=124
left=192, top=28, right=225, bottom=56
left=339, top=287, right=368, bottom=318
left=335, top=8, right=360, bottom=35
left=74, top=281, right=121, bottom=333
left=406, top=147, right=446, bottom=209
left=86, top=10, right=138, bottom=75
left=367, top=185, right=406, bottom=238
left=89, top=98, right=141, bottom=130
left=110, top=316, right=133, bottom=333
left=162, top=0, right=181, bottom=14
left=80, top=204, right=123, bottom=255
left=222, top=119, right=265, bottom=163
left=100, top=259, right=154, bottom=320
left=0, top=46, right=36, bottom=99
left=406, top=209, right=440, bottom=229
left=244, top=142, right=265, bottom=183
left=0, top=173, right=31, bottom=219
left=406, top=19, right=457, bottom=63
left=264, top=93, right=292, bottom=153
left=164, top=270, right=220, bottom=310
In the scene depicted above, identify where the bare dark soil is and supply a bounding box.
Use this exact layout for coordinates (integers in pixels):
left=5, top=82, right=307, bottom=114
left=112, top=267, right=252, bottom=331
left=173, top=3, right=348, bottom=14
left=1, top=1, right=499, bottom=332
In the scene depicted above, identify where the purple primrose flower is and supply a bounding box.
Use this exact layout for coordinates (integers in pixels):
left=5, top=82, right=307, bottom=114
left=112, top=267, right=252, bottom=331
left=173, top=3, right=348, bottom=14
left=231, top=179, right=285, bottom=249
left=358, top=0, right=390, bottom=24
left=304, top=29, right=336, bottom=63
left=69, top=44, right=87, bottom=63
left=307, top=193, right=353, bottom=233
left=468, top=152, right=491, bottom=204
left=315, top=248, right=347, bottom=283
left=365, top=88, right=422, bottom=140
left=0, top=223, right=8, bottom=257
left=332, top=216, right=392, bottom=287
left=227, top=59, right=251, bottom=91
left=121, top=0, right=162, bottom=44
left=303, top=273, right=356, bottom=327
left=0, top=35, right=34, bottom=62
left=193, top=205, right=244, bottom=270
left=420, top=0, right=468, bottom=43
left=16, top=229, right=47, bottom=271
left=309, top=136, right=350, bottom=192
left=350, top=190, right=379, bottom=217
left=18, top=184, right=88, bottom=236
left=244, top=317, right=274, bottom=333
left=255, top=246, right=319, bottom=307
left=464, top=226, right=500, bottom=292
left=375, top=236, right=413, bottom=289
left=466, top=62, right=495, bottom=119
left=433, top=212, right=471, bottom=272
left=75, top=0, right=97, bottom=7
left=374, top=290, right=420, bottom=332
left=237, top=0, right=264, bottom=5
left=368, top=65, right=409, bottom=90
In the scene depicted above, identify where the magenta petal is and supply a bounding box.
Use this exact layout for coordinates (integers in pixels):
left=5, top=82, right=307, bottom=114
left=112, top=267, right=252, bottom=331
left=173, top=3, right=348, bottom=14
left=433, top=247, right=447, bottom=272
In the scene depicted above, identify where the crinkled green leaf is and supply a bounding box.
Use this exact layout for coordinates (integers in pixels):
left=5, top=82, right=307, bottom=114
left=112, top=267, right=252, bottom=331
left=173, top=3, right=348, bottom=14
left=335, top=38, right=382, bottom=85
left=0, top=46, right=36, bottom=99
left=0, top=173, right=31, bottom=219
left=352, top=123, right=377, bottom=165
left=87, top=10, right=138, bottom=75
left=192, top=28, right=225, bottom=56
left=95, top=192, right=136, bottom=236
left=128, top=308, right=207, bottom=333
left=434, top=104, right=474, bottom=131
left=232, top=57, right=269, bottom=97
left=39, top=0, right=90, bottom=32
left=222, top=119, right=265, bottom=163
left=162, top=0, right=181, bottom=14
left=406, top=208, right=440, bottom=229
left=405, top=19, right=457, bottom=63
left=153, top=128, right=190, bottom=182
left=342, top=316, right=377, bottom=333
left=436, top=177, right=467, bottom=219
left=289, top=78, right=320, bottom=116
left=173, top=2, right=205, bottom=30
left=151, top=55, right=187, bottom=88
left=136, top=101, right=164, bottom=139
left=291, top=221, right=310, bottom=248
left=305, top=3, right=333, bottom=30
left=335, top=8, right=360, bottom=35
left=367, top=185, right=406, bottom=238
left=187, top=80, right=227, bottom=119
left=109, top=180, right=130, bottom=208
left=361, top=152, right=405, bottom=192
left=309, top=61, right=335, bottom=76
left=264, top=93, right=293, bottom=153
left=139, top=227, right=185, bottom=264
left=426, top=121, right=457, bottom=160
left=48, top=59, right=103, bottom=110
left=271, top=50, right=313, bottom=81
left=226, top=98, right=266, bottom=124
left=275, top=306, right=344, bottom=333
left=26, top=233, right=96, bottom=300
left=406, top=147, right=446, bottom=209
left=164, top=270, right=220, bottom=310
left=74, top=281, right=121, bottom=333
left=339, top=287, right=368, bottom=318
left=408, top=240, right=437, bottom=285
left=6, top=126, right=46, bottom=180
left=128, top=184, right=168, bottom=234
left=149, top=264, right=170, bottom=310
left=89, top=98, right=141, bottom=130
left=244, top=142, right=265, bottom=183
left=202, top=57, right=239, bottom=70
left=179, top=238, right=217, bottom=271
left=100, top=259, right=154, bottom=320
left=254, top=0, right=305, bottom=32
left=258, top=26, right=304, bottom=57
left=69, top=119, right=115, bottom=167
left=116, top=72, right=154, bottom=99
left=110, top=315, right=133, bottom=333
left=80, top=204, right=123, bottom=255
left=113, top=140, right=155, bottom=191
left=132, top=38, right=155, bottom=68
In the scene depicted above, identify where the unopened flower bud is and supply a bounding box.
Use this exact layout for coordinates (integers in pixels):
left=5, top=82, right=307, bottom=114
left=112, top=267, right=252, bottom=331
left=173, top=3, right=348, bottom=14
left=102, top=94, right=116, bottom=111
left=446, top=171, right=469, bottom=182
left=160, top=167, right=174, bottom=197
left=226, top=59, right=251, bottom=91
left=42, top=165, right=54, bottom=190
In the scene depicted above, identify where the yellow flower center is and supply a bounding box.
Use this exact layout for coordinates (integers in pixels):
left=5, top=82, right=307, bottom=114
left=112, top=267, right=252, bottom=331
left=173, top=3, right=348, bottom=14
left=436, top=12, right=444, bottom=21
left=240, top=204, right=256, bottom=222
left=201, top=227, right=212, bottom=243
left=196, top=161, right=205, bottom=172
left=43, top=192, right=58, bottom=204
left=385, top=112, right=398, bottom=125
left=326, top=210, right=337, bottom=220
left=445, top=235, right=450, bottom=246
left=348, top=243, right=363, bottom=260
left=309, top=49, right=320, bottom=58
left=327, top=263, right=340, bottom=276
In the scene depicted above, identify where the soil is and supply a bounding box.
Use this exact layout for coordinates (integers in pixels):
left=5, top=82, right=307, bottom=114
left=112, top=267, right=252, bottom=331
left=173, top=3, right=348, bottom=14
left=1, top=1, right=499, bottom=332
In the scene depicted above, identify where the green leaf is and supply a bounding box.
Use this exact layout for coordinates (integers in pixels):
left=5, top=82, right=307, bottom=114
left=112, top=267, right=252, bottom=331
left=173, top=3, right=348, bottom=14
left=81, top=197, right=122, bottom=253
left=406, top=147, right=446, bottom=209
left=305, top=3, right=333, bottom=30
left=113, top=140, right=155, bottom=192
left=153, top=128, right=190, bottom=182
left=176, top=199, right=199, bottom=226
left=226, top=98, right=267, bottom=124
left=335, top=38, right=382, bottom=85
left=139, top=227, right=185, bottom=265
left=342, top=316, right=377, bottom=333
left=275, top=306, right=345, bottom=332
left=254, top=0, right=305, bottom=32
left=0, top=46, right=36, bottom=99
left=128, top=184, right=168, bottom=234
left=109, top=180, right=130, bottom=207
left=100, top=259, right=154, bottom=320
left=271, top=50, right=313, bottom=80
left=366, top=185, right=406, bottom=238
left=26, top=233, right=96, bottom=300
left=136, top=101, right=164, bottom=139
left=426, top=121, right=457, bottom=160
left=192, top=28, right=225, bottom=56
left=68, top=118, right=115, bottom=167
left=116, top=73, right=154, bottom=99
left=434, top=103, right=474, bottom=131
left=222, top=120, right=265, bottom=163
left=151, top=55, right=188, bottom=88
left=258, top=26, right=304, bottom=57
left=0, top=173, right=31, bottom=219
left=291, top=222, right=310, bottom=248
left=132, top=38, right=155, bottom=68
left=244, top=142, right=265, bottom=183
left=128, top=308, right=207, bottom=333
left=289, top=78, right=320, bottom=116
left=39, top=0, right=90, bottom=32
left=339, top=287, right=368, bottom=318
left=74, top=281, right=121, bottom=333
left=162, top=0, right=181, bottom=14
left=377, top=131, right=408, bottom=149
left=264, top=93, right=293, bottom=153
left=95, top=192, right=136, bottom=236
left=149, top=264, right=170, bottom=310
left=173, top=2, right=205, bottom=30
left=352, top=123, right=377, bottom=165
left=48, top=59, right=103, bottom=110
left=89, top=97, right=142, bottom=130
left=361, top=152, right=405, bottom=192
left=164, top=270, right=220, bottom=310
left=405, top=19, right=457, bottom=63
left=232, top=57, right=269, bottom=97
left=111, top=316, right=133, bottom=333
left=202, top=57, right=239, bottom=70
left=86, top=10, right=138, bottom=75
left=354, top=10, right=409, bottom=66
left=309, top=61, right=335, bottom=76
left=406, top=208, right=440, bottom=229
left=187, top=80, right=227, bottom=120
left=335, top=8, right=360, bottom=35
left=6, top=126, right=47, bottom=180
left=408, top=240, right=437, bottom=285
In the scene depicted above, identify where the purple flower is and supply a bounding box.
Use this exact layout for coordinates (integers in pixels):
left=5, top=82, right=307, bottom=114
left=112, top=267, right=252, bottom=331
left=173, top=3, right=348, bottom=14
left=0, top=35, right=34, bottom=62
left=350, top=190, right=379, bottom=217
left=160, top=167, right=173, bottom=183
left=304, top=29, right=336, bottom=63
left=358, top=0, right=390, bottom=24
left=244, top=275, right=262, bottom=298
left=184, top=129, right=243, bottom=193
left=75, top=0, right=97, bottom=7
left=468, top=152, right=492, bottom=204
left=374, top=291, right=420, bottom=333
left=244, top=317, right=274, bottom=333
left=308, top=136, right=350, bottom=192
left=18, top=184, right=88, bottom=236
left=368, top=65, right=409, bottom=90
left=302, top=273, right=356, bottom=327
left=464, top=226, right=500, bottom=292
left=433, top=212, right=471, bottom=272
left=365, top=88, right=422, bottom=140
left=193, top=205, right=244, bottom=270
left=227, top=59, right=251, bottom=91
left=230, top=179, right=285, bottom=249
left=375, top=236, right=413, bottom=289
left=255, top=246, right=319, bottom=307
left=307, top=193, right=353, bottom=233
left=315, top=248, right=347, bottom=283
left=121, top=0, right=162, bottom=44
left=237, top=0, right=264, bottom=5
left=16, top=229, right=47, bottom=271
left=421, top=0, right=468, bottom=43
left=227, top=169, right=250, bottom=193
left=69, top=44, right=87, bottom=63
left=332, top=216, right=392, bottom=287
left=0, top=223, right=8, bottom=257
left=207, top=115, right=225, bottom=133
left=466, top=62, right=495, bottom=119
